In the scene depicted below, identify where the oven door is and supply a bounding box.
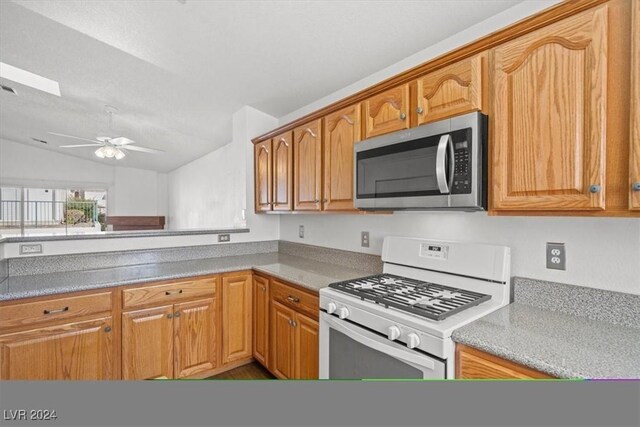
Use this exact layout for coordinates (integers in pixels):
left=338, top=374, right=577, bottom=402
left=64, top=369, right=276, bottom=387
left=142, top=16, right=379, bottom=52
left=319, top=312, right=446, bottom=380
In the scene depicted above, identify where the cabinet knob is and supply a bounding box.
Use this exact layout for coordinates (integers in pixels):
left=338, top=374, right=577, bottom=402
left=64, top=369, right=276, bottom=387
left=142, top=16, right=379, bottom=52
left=416, top=107, right=424, bottom=114
left=104, top=326, right=112, bottom=333
left=167, top=313, right=173, bottom=319
left=633, top=182, right=640, bottom=192
left=399, top=112, right=407, bottom=120
left=291, top=320, right=297, bottom=328
left=322, top=199, right=328, bottom=203
left=174, top=311, right=181, bottom=317
left=589, top=185, right=601, bottom=194
left=314, top=199, right=320, bottom=204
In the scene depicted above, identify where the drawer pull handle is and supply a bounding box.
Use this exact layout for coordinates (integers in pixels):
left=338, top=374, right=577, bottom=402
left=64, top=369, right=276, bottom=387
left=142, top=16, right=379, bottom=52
left=287, top=295, right=300, bottom=303
left=165, top=290, right=183, bottom=296
left=43, top=306, right=69, bottom=315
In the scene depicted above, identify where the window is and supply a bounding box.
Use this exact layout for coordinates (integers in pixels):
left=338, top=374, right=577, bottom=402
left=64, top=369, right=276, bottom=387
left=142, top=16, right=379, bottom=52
left=0, top=186, right=107, bottom=237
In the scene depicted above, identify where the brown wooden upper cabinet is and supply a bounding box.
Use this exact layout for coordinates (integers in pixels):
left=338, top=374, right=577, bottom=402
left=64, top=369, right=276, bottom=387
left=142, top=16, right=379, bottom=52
left=254, top=140, right=272, bottom=212
left=363, top=84, right=410, bottom=138
left=630, top=0, right=640, bottom=210
left=491, top=6, right=608, bottom=212
left=272, top=132, right=293, bottom=211
left=415, top=53, right=487, bottom=126
left=323, top=103, right=361, bottom=211
left=293, top=119, right=323, bottom=211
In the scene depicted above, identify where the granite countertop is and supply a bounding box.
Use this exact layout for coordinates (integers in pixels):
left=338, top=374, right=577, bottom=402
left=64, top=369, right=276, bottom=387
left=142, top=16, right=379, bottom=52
left=0, top=253, right=376, bottom=302
left=452, top=302, right=640, bottom=379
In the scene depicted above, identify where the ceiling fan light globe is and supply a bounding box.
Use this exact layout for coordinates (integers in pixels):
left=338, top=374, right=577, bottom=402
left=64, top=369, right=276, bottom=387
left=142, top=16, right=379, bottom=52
left=95, top=147, right=106, bottom=158
left=103, top=146, right=116, bottom=158
left=114, top=149, right=125, bottom=160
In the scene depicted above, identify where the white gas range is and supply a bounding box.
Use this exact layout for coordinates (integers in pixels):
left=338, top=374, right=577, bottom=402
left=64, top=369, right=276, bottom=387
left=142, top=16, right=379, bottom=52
left=319, top=236, right=511, bottom=379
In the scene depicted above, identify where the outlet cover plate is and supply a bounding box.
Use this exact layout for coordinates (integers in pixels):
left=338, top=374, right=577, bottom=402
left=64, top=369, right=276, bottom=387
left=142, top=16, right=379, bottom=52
left=546, top=242, right=566, bottom=270
left=361, top=231, right=370, bottom=248
left=299, top=225, right=304, bottom=239
left=218, top=234, right=230, bottom=242
left=20, top=244, right=43, bottom=255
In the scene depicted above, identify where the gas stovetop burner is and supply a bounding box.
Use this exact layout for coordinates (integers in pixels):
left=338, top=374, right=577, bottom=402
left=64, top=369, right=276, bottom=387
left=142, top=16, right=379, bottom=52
left=329, top=274, right=491, bottom=321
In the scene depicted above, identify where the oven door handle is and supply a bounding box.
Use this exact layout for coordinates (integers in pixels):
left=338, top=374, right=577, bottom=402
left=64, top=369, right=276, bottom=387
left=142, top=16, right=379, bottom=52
left=322, top=313, right=436, bottom=370
left=436, top=134, right=453, bottom=194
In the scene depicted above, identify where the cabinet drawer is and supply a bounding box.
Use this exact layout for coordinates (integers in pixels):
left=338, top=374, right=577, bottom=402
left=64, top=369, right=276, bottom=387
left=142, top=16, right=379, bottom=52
left=122, top=277, right=216, bottom=309
left=0, top=292, right=112, bottom=330
left=456, top=344, right=553, bottom=379
left=270, top=279, right=319, bottom=320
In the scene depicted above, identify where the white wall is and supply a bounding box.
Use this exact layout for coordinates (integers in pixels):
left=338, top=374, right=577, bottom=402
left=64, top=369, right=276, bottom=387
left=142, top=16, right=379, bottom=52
left=167, top=105, right=280, bottom=239
left=276, top=0, right=639, bottom=296
left=0, top=138, right=168, bottom=218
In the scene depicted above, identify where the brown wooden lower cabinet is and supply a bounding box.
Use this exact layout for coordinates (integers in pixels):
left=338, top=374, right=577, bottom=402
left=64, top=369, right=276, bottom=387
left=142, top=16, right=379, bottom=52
left=456, top=344, right=554, bottom=379
left=0, top=317, right=115, bottom=380
left=252, top=275, right=270, bottom=366
left=0, top=270, right=319, bottom=380
left=269, top=299, right=319, bottom=380
left=122, top=305, right=174, bottom=380
left=221, top=272, right=253, bottom=365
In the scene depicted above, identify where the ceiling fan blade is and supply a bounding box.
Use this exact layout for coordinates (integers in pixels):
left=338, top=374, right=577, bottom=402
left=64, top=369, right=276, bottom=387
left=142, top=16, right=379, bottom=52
left=48, top=132, right=100, bottom=144
left=121, top=145, right=164, bottom=154
left=59, top=144, right=103, bottom=148
left=110, top=136, right=135, bottom=146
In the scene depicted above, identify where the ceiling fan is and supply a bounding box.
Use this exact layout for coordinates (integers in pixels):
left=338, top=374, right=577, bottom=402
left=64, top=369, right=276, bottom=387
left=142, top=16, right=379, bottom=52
left=49, top=106, right=164, bottom=160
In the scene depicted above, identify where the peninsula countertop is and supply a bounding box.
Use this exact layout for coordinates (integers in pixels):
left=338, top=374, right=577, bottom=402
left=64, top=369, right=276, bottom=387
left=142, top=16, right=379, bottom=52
left=0, top=252, right=378, bottom=302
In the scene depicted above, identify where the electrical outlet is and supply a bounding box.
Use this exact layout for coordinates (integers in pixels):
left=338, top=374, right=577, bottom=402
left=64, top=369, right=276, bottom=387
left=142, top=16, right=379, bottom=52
left=361, top=231, right=370, bottom=248
left=19, top=244, right=42, bottom=255
left=299, top=225, right=304, bottom=239
left=546, top=242, right=566, bottom=270
left=218, top=234, right=230, bottom=242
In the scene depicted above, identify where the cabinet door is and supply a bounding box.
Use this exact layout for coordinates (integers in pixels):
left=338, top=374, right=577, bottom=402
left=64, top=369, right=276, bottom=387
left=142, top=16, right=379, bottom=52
left=293, top=120, right=323, bottom=211
left=363, top=84, right=410, bottom=138
left=174, top=298, right=218, bottom=378
left=323, top=104, right=361, bottom=211
left=254, top=140, right=273, bottom=212
left=631, top=0, right=640, bottom=210
left=293, top=312, right=319, bottom=380
left=273, top=132, right=293, bottom=211
left=270, top=301, right=295, bottom=379
left=416, top=53, right=486, bottom=125
left=221, top=273, right=252, bottom=364
left=122, top=306, right=174, bottom=380
left=0, top=317, right=114, bottom=380
left=491, top=6, right=608, bottom=211
left=252, top=275, right=269, bottom=367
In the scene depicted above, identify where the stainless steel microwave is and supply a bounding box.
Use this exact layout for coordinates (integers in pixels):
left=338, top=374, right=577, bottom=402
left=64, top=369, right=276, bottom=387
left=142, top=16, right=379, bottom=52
left=354, top=112, right=487, bottom=211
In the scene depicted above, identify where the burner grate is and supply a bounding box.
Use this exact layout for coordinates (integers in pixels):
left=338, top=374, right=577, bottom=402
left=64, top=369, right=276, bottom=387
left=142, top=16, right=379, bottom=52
left=329, top=274, right=491, bottom=321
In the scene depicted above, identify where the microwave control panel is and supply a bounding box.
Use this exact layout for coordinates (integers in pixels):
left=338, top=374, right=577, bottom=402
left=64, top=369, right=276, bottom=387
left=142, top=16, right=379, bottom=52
left=451, top=128, right=472, bottom=194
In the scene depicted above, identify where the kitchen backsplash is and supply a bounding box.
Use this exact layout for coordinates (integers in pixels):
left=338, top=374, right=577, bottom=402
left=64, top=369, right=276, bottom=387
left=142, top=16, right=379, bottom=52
left=513, top=277, right=640, bottom=329
left=278, top=241, right=383, bottom=273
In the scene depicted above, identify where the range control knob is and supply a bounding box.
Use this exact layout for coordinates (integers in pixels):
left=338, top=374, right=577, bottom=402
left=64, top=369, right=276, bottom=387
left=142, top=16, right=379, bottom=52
left=387, top=325, right=401, bottom=341
left=326, top=302, right=337, bottom=315
left=406, top=333, right=421, bottom=349
left=337, top=307, right=350, bottom=320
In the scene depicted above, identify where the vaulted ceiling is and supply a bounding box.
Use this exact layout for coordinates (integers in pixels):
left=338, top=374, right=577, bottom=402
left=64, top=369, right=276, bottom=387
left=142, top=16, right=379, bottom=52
left=1, top=0, right=523, bottom=172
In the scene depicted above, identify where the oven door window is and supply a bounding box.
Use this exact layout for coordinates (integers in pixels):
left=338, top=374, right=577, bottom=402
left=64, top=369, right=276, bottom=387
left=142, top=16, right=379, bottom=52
left=329, top=329, right=424, bottom=379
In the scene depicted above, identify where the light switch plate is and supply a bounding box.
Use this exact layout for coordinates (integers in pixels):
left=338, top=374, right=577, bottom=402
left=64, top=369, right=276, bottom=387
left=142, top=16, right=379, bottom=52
left=546, top=242, right=566, bottom=270
left=20, top=244, right=43, bottom=255
left=218, top=234, right=230, bottom=242
left=361, top=231, right=370, bottom=248
left=299, top=225, right=304, bottom=239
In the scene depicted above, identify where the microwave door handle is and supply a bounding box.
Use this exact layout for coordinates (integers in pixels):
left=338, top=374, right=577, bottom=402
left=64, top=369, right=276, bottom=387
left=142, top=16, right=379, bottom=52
left=322, top=313, right=436, bottom=370
left=436, top=134, right=452, bottom=194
